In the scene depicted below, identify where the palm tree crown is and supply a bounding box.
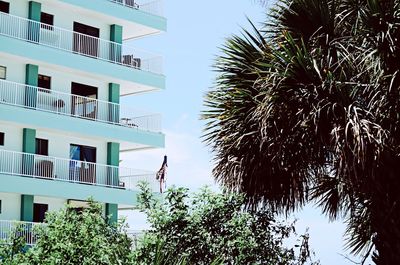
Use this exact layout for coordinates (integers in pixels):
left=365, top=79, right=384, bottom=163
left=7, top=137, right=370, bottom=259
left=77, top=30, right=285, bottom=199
left=203, top=0, right=400, bottom=263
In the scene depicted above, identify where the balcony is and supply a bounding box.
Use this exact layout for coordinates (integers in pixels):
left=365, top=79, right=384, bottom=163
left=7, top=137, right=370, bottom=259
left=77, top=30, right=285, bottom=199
left=108, top=0, right=164, bottom=16
left=0, top=12, right=163, bottom=75
left=0, top=149, right=158, bottom=192
left=126, top=229, right=143, bottom=247
left=108, top=0, right=164, bottom=17
left=0, top=220, right=142, bottom=247
left=0, top=220, right=41, bottom=246
left=0, top=79, right=162, bottom=133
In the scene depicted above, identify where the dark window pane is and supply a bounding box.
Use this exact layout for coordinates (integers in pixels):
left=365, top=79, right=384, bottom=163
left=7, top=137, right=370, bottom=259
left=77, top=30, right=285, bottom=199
left=38, top=74, right=51, bottom=91
left=0, top=132, right=4, bottom=146
left=70, top=144, right=96, bottom=162
left=71, top=82, right=98, bottom=119
left=33, top=203, right=48, bottom=222
left=35, top=138, right=49, bottom=156
left=40, top=12, right=54, bottom=30
left=0, top=1, right=9, bottom=13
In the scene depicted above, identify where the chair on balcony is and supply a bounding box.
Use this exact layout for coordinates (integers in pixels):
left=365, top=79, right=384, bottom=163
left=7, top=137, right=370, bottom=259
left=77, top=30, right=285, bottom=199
left=84, top=105, right=97, bottom=119
left=79, top=164, right=96, bottom=184
left=123, top=55, right=141, bottom=69
left=119, top=181, right=125, bottom=189
left=125, top=0, right=139, bottom=9
left=120, top=117, right=139, bottom=128
left=35, top=160, right=54, bottom=179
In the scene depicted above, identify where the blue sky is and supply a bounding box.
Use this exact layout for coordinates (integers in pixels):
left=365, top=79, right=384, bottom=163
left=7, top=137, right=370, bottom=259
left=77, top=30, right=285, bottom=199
left=120, top=1, right=364, bottom=264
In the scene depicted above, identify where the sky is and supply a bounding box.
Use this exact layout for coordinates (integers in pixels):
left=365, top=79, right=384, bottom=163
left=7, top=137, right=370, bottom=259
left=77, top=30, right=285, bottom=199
left=119, top=1, right=366, bottom=264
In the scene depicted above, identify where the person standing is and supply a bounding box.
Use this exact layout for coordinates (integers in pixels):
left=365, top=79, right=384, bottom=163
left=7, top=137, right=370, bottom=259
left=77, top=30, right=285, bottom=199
left=156, top=155, right=168, bottom=193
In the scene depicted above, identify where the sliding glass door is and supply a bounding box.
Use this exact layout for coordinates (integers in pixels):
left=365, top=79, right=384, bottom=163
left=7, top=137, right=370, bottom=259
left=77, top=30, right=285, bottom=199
left=69, top=144, right=96, bottom=184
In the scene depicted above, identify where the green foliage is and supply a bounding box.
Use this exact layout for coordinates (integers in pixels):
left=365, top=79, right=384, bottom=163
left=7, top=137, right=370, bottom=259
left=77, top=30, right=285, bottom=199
left=0, top=225, right=29, bottom=265
left=133, top=182, right=319, bottom=265
left=2, top=200, right=134, bottom=265
left=203, top=0, right=400, bottom=263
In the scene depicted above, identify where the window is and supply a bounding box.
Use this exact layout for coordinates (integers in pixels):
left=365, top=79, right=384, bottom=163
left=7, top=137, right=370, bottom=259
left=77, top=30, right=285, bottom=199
left=70, top=144, right=96, bottom=162
left=0, top=1, right=9, bottom=13
left=33, top=203, right=48, bottom=222
left=0, top=66, right=6, bottom=79
left=35, top=138, right=49, bottom=156
left=0, top=132, right=4, bottom=146
left=40, top=12, right=54, bottom=30
left=38, top=74, right=51, bottom=91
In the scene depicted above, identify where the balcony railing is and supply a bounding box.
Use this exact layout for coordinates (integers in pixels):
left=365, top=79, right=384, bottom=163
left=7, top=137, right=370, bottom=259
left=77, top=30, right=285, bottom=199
left=0, top=221, right=144, bottom=247
left=108, top=0, right=164, bottom=17
left=0, top=12, right=163, bottom=75
left=126, top=229, right=143, bottom=248
left=0, top=79, right=162, bottom=133
left=0, top=149, right=159, bottom=192
left=0, top=220, right=42, bottom=245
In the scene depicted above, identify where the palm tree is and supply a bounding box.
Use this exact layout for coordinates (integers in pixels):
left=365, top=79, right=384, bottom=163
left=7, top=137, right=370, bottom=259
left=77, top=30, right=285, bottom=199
left=202, top=0, right=400, bottom=263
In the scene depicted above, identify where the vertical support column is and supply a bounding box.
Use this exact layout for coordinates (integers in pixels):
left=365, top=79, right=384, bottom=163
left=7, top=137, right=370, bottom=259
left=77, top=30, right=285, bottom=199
left=22, top=128, right=36, bottom=176
left=21, top=129, right=36, bottom=222
left=110, top=24, right=123, bottom=63
left=21, top=195, right=34, bottom=222
left=106, top=142, right=119, bottom=225
left=23, top=128, right=36, bottom=153
left=105, top=203, right=118, bottom=225
left=25, top=64, right=39, bottom=108
left=28, top=1, right=41, bottom=42
left=108, top=83, right=120, bottom=123
left=107, top=142, right=120, bottom=187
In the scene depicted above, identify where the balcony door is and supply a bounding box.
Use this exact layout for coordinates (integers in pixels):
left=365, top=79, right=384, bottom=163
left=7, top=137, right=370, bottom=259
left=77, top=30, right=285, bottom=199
left=69, top=144, right=96, bottom=184
left=33, top=203, right=48, bottom=223
left=73, top=22, right=99, bottom=57
left=71, top=82, right=98, bottom=119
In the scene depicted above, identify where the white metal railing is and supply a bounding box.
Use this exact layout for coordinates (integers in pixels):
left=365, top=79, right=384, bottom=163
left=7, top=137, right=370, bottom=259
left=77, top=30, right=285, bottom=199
left=0, top=12, right=163, bottom=75
left=126, top=229, right=143, bottom=248
left=0, top=149, right=159, bottom=192
left=0, top=79, right=162, bottom=133
left=0, top=220, right=42, bottom=245
left=107, top=0, right=164, bottom=17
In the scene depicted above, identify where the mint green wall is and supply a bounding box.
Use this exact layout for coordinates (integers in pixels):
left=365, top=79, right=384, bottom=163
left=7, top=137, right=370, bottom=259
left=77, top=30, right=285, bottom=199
left=110, top=25, right=123, bottom=44
left=105, top=203, right=118, bottom=224
left=28, top=1, right=41, bottom=21
left=22, top=128, right=36, bottom=153
left=107, top=142, right=120, bottom=166
left=108, top=83, right=120, bottom=122
left=25, top=64, right=38, bottom=87
left=109, top=83, right=120, bottom=104
left=0, top=36, right=165, bottom=90
left=28, top=2, right=41, bottom=43
left=0, top=104, right=165, bottom=148
left=20, top=194, right=34, bottom=222
left=60, top=0, right=167, bottom=32
left=0, top=173, right=138, bottom=206
left=107, top=142, right=120, bottom=187
left=110, top=25, right=122, bottom=63
left=25, top=64, right=39, bottom=108
left=22, top=129, right=36, bottom=221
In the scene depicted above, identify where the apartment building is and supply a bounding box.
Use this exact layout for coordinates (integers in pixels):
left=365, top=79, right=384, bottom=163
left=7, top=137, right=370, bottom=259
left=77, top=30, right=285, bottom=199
left=0, top=0, right=166, bottom=242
